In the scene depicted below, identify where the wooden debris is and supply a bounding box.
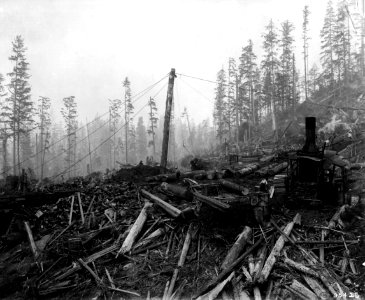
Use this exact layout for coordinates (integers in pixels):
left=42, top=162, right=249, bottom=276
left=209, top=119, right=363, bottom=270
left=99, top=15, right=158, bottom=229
left=166, top=224, right=194, bottom=299
left=303, top=275, right=330, bottom=299
left=68, top=195, right=75, bottom=225
left=196, top=272, right=235, bottom=300
left=195, top=237, right=264, bottom=298
left=117, top=201, right=152, bottom=256
left=77, top=192, right=85, bottom=224
left=192, top=190, right=230, bottom=210
left=289, top=279, right=317, bottom=300
left=24, top=221, right=39, bottom=259
left=219, top=179, right=249, bottom=195
left=140, top=189, right=182, bottom=218
left=258, top=213, right=301, bottom=283
left=237, top=163, right=260, bottom=177
left=221, top=226, right=252, bottom=270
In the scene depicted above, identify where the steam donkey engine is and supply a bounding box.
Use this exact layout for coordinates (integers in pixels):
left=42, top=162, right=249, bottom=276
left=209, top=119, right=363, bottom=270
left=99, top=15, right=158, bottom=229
left=287, top=117, right=348, bottom=204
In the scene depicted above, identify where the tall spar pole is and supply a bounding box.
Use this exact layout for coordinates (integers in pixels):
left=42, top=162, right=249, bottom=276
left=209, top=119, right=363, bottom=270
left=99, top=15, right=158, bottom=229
left=160, top=68, right=176, bottom=169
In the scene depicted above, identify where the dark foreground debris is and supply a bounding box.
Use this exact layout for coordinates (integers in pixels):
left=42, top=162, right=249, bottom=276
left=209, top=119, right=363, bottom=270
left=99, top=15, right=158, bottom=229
left=0, top=159, right=365, bottom=300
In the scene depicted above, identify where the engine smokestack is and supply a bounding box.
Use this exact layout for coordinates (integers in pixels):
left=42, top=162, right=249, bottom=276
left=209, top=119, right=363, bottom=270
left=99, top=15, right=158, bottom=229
left=302, top=117, right=318, bottom=153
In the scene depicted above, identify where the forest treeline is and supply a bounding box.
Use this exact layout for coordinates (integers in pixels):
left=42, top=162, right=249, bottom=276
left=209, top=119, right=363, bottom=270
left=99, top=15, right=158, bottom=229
left=213, top=0, right=365, bottom=148
left=0, top=0, right=364, bottom=180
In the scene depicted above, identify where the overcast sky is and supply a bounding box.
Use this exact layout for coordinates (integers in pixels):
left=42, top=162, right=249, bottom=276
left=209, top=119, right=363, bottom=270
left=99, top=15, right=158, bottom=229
left=0, top=0, right=330, bottom=125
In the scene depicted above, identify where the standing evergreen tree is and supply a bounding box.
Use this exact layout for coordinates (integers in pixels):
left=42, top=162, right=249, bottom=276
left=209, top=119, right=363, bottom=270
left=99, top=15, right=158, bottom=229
left=279, top=20, right=295, bottom=110
left=303, top=5, right=310, bottom=101
left=61, top=96, right=77, bottom=178
left=129, top=123, right=137, bottom=164
left=213, top=68, right=227, bottom=147
left=262, top=19, right=279, bottom=137
left=147, top=97, right=158, bottom=157
left=308, top=63, right=320, bottom=98
left=123, top=77, right=133, bottom=163
left=6, top=35, right=33, bottom=175
left=239, top=40, right=259, bottom=140
left=334, top=1, right=351, bottom=93
left=136, top=116, right=147, bottom=162
left=37, top=96, right=51, bottom=180
left=320, top=0, right=336, bottom=88
left=0, top=74, right=10, bottom=177
left=109, top=98, right=122, bottom=168
left=226, top=58, right=237, bottom=144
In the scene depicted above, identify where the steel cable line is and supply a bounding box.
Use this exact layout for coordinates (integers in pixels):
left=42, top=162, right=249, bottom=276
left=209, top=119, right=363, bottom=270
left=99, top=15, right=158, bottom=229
left=178, top=76, right=215, bottom=104
left=30, top=76, right=169, bottom=174
left=176, top=73, right=217, bottom=84
left=1, top=74, right=169, bottom=176
left=51, top=101, right=151, bottom=179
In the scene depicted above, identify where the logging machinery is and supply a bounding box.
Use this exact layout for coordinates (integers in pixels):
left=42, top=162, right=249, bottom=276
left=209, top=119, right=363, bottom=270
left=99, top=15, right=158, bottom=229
left=287, top=117, right=348, bottom=204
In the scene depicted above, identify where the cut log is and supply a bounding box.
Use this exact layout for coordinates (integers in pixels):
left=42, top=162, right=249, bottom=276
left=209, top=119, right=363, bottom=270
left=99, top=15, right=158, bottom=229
left=180, top=170, right=207, bottom=179
left=140, top=189, right=182, bottom=218
left=323, top=205, right=347, bottom=239
left=258, top=213, right=301, bottom=283
left=134, top=227, right=165, bottom=249
left=282, top=257, right=319, bottom=278
left=105, top=267, right=115, bottom=288
left=320, top=230, right=325, bottom=263
left=253, top=287, right=262, bottom=300
left=248, top=254, right=255, bottom=275
left=291, top=233, right=349, bottom=299
left=78, top=258, right=102, bottom=285
left=196, top=272, right=235, bottom=300
left=24, top=221, right=39, bottom=259
left=68, top=196, right=75, bottom=225
left=160, top=183, right=193, bottom=200
left=192, top=191, right=230, bottom=210
left=239, top=290, right=251, bottom=300
left=219, top=179, right=249, bottom=195
left=237, top=163, right=260, bottom=177
left=303, top=275, right=330, bottom=299
left=252, top=245, right=267, bottom=280
left=221, top=226, right=252, bottom=270
left=194, top=237, right=264, bottom=298
left=289, top=279, right=317, bottom=300
left=116, top=201, right=152, bottom=256
left=77, top=192, right=85, bottom=224
left=166, top=224, right=194, bottom=299
left=255, top=162, right=288, bottom=177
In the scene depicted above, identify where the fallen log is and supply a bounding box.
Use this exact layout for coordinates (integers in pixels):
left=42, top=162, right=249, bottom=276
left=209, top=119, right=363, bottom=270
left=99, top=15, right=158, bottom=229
left=255, top=162, right=288, bottom=177
left=196, top=272, right=235, bottom=300
left=295, top=239, right=358, bottom=245
left=219, top=179, right=249, bottom=195
left=166, top=224, right=193, bottom=298
left=77, top=192, right=85, bottom=224
left=323, top=205, right=347, bottom=239
left=252, top=245, right=267, bottom=280
left=140, top=189, right=182, bottom=218
left=134, top=227, right=165, bottom=249
left=290, top=233, right=349, bottom=299
left=160, top=183, right=193, bottom=200
left=24, top=221, right=39, bottom=259
left=221, top=226, right=252, bottom=270
left=117, top=201, right=152, bottom=256
left=303, top=275, right=330, bottom=299
left=282, top=257, right=319, bottom=278
left=237, top=163, right=260, bottom=177
left=192, top=191, right=230, bottom=210
left=68, top=196, right=75, bottom=225
left=258, top=213, right=301, bottom=283
left=194, top=237, right=264, bottom=298
left=289, top=279, right=317, bottom=300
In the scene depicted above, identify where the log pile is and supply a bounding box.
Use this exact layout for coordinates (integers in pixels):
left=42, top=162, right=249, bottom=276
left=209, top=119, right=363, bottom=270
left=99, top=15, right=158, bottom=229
left=0, top=157, right=364, bottom=299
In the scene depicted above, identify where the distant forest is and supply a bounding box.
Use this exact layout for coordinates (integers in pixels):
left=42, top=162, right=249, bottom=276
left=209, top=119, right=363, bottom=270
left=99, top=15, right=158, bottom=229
left=0, top=0, right=365, bottom=180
